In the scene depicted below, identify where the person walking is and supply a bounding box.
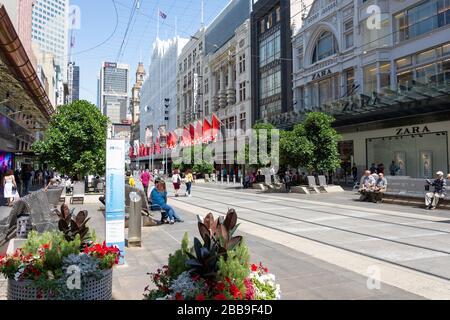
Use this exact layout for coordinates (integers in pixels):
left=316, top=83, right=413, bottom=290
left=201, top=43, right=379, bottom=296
left=172, top=169, right=182, bottom=197
left=140, top=169, right=151, bottom=196
left=185, top=169, right=194, bottom=197
left=22, top=165, right=32, bottom=196
left=14, top=168, right=21, bottom=197
left=351, top=163, right=358, bottom=183
left=150, top=180, right=183, bottom=224
left=3, top=169, right=17, bottom=207
left=283, top=171, right=292, bottom=192
left=425, top=171, right=446, bottom=210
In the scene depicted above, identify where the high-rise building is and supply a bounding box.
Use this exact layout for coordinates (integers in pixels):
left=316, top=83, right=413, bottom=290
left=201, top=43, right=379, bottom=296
left=31, top=0, right=69, bottom=81
left=67, top=61, right=79, bottom=103
left=98, top=62, right=130, bottom=125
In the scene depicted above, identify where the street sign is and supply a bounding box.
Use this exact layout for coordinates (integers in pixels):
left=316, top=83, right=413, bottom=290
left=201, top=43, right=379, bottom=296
left=105, top=139, right=125, bottom=265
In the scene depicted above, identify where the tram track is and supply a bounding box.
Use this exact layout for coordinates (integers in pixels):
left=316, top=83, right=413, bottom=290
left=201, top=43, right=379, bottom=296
left=170, top=191, right=450, bottom=281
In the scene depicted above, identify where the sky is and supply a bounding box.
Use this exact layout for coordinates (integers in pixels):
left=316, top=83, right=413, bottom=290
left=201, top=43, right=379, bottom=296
left=69, top=0, right=232, bottom=104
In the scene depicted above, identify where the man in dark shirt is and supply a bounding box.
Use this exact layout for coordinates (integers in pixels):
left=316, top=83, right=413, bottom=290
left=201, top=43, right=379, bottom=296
left=425, top=171, right=446, bottom=210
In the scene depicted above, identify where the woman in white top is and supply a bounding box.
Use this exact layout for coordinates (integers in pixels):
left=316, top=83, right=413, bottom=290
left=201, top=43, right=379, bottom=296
left=171, top=169, right=181, bottom=197
left=3, top=169, right=17, bottom=207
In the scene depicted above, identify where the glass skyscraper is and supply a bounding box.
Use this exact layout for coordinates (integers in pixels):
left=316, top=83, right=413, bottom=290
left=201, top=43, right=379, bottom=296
left=31, top=0, right=69, bottom=81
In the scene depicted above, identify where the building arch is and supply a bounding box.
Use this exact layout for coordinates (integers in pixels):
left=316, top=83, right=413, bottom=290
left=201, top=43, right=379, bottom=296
left=305, top=23, right=340, bottom=67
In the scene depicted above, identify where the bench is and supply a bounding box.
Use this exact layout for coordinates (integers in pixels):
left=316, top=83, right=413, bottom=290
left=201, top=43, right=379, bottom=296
left=374, top=178, right=450, bottom=208
left=70, top=181, right=85, bottom=204
left=307, top=176, right=323, bottom=193
left=318, top=175, right=344, bottom=193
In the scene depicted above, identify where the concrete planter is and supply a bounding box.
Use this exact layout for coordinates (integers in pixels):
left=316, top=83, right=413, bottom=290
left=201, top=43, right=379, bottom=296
left=7, top=268, right=113, bottom=300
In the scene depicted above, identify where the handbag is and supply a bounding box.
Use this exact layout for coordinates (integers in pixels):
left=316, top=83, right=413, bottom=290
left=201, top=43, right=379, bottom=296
left=12, top=185, right=17, bottom=192
left=424, top=184, right=430, bottom=191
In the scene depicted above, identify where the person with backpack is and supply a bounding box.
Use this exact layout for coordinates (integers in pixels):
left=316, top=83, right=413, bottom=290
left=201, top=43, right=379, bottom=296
left=172, top=169, right=182, bottom=197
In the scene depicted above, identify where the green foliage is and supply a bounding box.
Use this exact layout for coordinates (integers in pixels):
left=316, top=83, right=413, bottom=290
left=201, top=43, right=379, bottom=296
left=280, top=112, right=341, bottom=173
left=42, top=235, right=81, bottom=271
left=217, top=241, right=250, bottom=294
left=192, top=163, right=214, bottom=175
left=22, top=231, right=65, bottom=255
left=32, top=100, right=109, bottom=177
left=168, top=233, right=191, bottom=279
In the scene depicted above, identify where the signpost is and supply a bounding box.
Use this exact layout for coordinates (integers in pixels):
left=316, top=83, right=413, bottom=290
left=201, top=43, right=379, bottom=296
left=105, top=139, right=125, bottom=265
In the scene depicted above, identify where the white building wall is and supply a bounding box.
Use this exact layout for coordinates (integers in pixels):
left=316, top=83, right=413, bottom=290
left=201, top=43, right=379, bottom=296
left=140, top=37, right=188, bottom=143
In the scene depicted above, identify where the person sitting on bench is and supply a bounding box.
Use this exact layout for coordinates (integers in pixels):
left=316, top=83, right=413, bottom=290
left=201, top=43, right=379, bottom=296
left=359, top=170, right=375, bottom=201
left=371, top=173, right=387, bottom=203
left=425, top=171, right=446, bottom=210
left=150, top=180, right=184, bottom=224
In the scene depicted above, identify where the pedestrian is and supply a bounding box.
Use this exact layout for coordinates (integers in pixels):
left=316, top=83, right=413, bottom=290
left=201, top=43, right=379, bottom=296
left=3, top=169, right=17, bottom=207
left=14, top=168, right=21, bottom=197
left=127, top=171, right=135, bottom=187
left=283, top=171, right=292, bottom=192
left=369, top=163, right=377, bottom=174
left=222, top=167, right=227, bottom=182
left=140, top=169, right=151, bottom=195
left=425, top=171, right=446, bottom=210
left=229, top=168, right=234, bottom=182
left=22, top=165, right=32, bottom=196
left=377, top=163, right=385, bottom=175
left=150, top=180, right=183, bottom=224
left=351, top=163, right=358, bottom=183
left=237, top=168, right=242, bottom=184
left=185, top=169, right=194, bottom=197
left=172, top=169, right=181, bottom=197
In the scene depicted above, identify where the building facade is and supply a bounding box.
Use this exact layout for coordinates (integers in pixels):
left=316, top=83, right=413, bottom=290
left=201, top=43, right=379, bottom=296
left=139, top=37, right=188, bottom=155
left=251, top=0, right=294, bottom=127
left=31, top=0, right=69, bottom=81
left=67, top=61, right=79, bottom=104
left=292, top=0, right=450, bottom=178
left=98, top=62, right=129, bottom=125
left=1, top=0, right=37, bottom=69
left=176, top=28, right=206, bottom=127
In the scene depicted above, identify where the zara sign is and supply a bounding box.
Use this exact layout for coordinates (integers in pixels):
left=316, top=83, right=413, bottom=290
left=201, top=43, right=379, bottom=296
left=312, top=69, right=332, bottom=81
left=395, top=126, right=431, bottom=136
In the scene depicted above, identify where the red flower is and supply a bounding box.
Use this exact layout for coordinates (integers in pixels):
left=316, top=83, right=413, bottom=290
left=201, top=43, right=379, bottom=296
left=214, top=294, right=227, bottom=300
left=251, top=264, right=258, bottom=272
left=215, top=282, right=225, bottom=291
left=229, top=283, right=242, bottom=300
left=195, top=294, right=205, bottom=300
left=192, top=275, right=201, bottom=282
left=175, top=292, right=184, bottom=300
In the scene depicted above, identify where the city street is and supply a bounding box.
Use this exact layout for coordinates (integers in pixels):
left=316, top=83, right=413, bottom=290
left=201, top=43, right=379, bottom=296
left=165, top=183, right=450, bottom=299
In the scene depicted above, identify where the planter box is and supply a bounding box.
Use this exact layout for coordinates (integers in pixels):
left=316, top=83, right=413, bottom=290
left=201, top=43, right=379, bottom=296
left=7, top=268, right=113, bottom=300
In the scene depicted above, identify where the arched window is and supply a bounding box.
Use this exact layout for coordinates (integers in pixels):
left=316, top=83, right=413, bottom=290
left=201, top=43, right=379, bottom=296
left=312, top=31, right=337, bottom=63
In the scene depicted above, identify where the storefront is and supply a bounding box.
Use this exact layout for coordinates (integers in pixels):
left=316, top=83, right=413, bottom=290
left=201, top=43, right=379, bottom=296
left=340, top=120, right=450, bottom=178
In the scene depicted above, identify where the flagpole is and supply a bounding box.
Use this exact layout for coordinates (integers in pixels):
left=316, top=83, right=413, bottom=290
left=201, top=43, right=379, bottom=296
left=157, top=8, right=160, bottom=40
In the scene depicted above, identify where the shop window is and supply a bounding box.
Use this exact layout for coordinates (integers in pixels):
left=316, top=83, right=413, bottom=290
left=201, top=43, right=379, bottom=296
left=312, top=31, right=338, bottom=63
left=397, top=70, right=414, bottom=90
left=396, top=56, right=413, bottom=69
left=417, top=48, right=436, bottom=64
left=363, top=64, right=377, bottom=95
left=416, top=63, right=438, bottom=84
left=344, top=68, right=355, bottom=96
left=379, top=62, right=391, bottom=91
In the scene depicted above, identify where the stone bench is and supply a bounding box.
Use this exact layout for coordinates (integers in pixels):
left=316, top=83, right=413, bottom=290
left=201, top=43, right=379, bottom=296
left=373, top=178, right=450, bottom=208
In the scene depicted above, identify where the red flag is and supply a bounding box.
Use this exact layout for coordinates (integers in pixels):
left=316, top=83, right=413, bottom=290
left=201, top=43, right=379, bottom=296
left=203, top=118, right=211, bottom=143
left=170, top=131, right=178, bottom=149
left=182, top=126, right=191, bottom=147
left=154, top=138, right=161, bottom=154
left=211, top=114, right=220, bottom=142
left=139, top=144, right=144, bottom=157
left=195, top=121, right=203, bottom=145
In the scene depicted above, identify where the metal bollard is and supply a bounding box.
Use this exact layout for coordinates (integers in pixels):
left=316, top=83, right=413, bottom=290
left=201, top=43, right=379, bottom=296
left=128, top=191, right=142, bottom=247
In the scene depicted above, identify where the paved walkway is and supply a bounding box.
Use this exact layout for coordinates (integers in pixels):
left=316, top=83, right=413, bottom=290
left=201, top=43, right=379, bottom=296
left=2, top=184, right=446, bottom=299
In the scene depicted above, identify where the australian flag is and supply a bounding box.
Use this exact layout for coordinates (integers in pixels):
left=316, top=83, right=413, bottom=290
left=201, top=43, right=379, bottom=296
left=159, top=11, right=167, bottom=19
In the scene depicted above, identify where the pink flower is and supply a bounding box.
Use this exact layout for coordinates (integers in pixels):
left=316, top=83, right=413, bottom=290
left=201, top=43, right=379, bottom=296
left=244, top=278, right=255, bottom=300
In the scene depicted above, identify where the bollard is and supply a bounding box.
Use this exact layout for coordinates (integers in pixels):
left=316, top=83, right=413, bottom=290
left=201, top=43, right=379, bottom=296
left=128, top=191, right=142, bottom=247
left=233, top=176, right=236, bottom=185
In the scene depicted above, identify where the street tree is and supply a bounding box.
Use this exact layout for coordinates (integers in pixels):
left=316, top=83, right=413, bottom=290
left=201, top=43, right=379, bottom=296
left=32, top=100, right=109, bottom=179
left=281, top=112, right=341, bottom=174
